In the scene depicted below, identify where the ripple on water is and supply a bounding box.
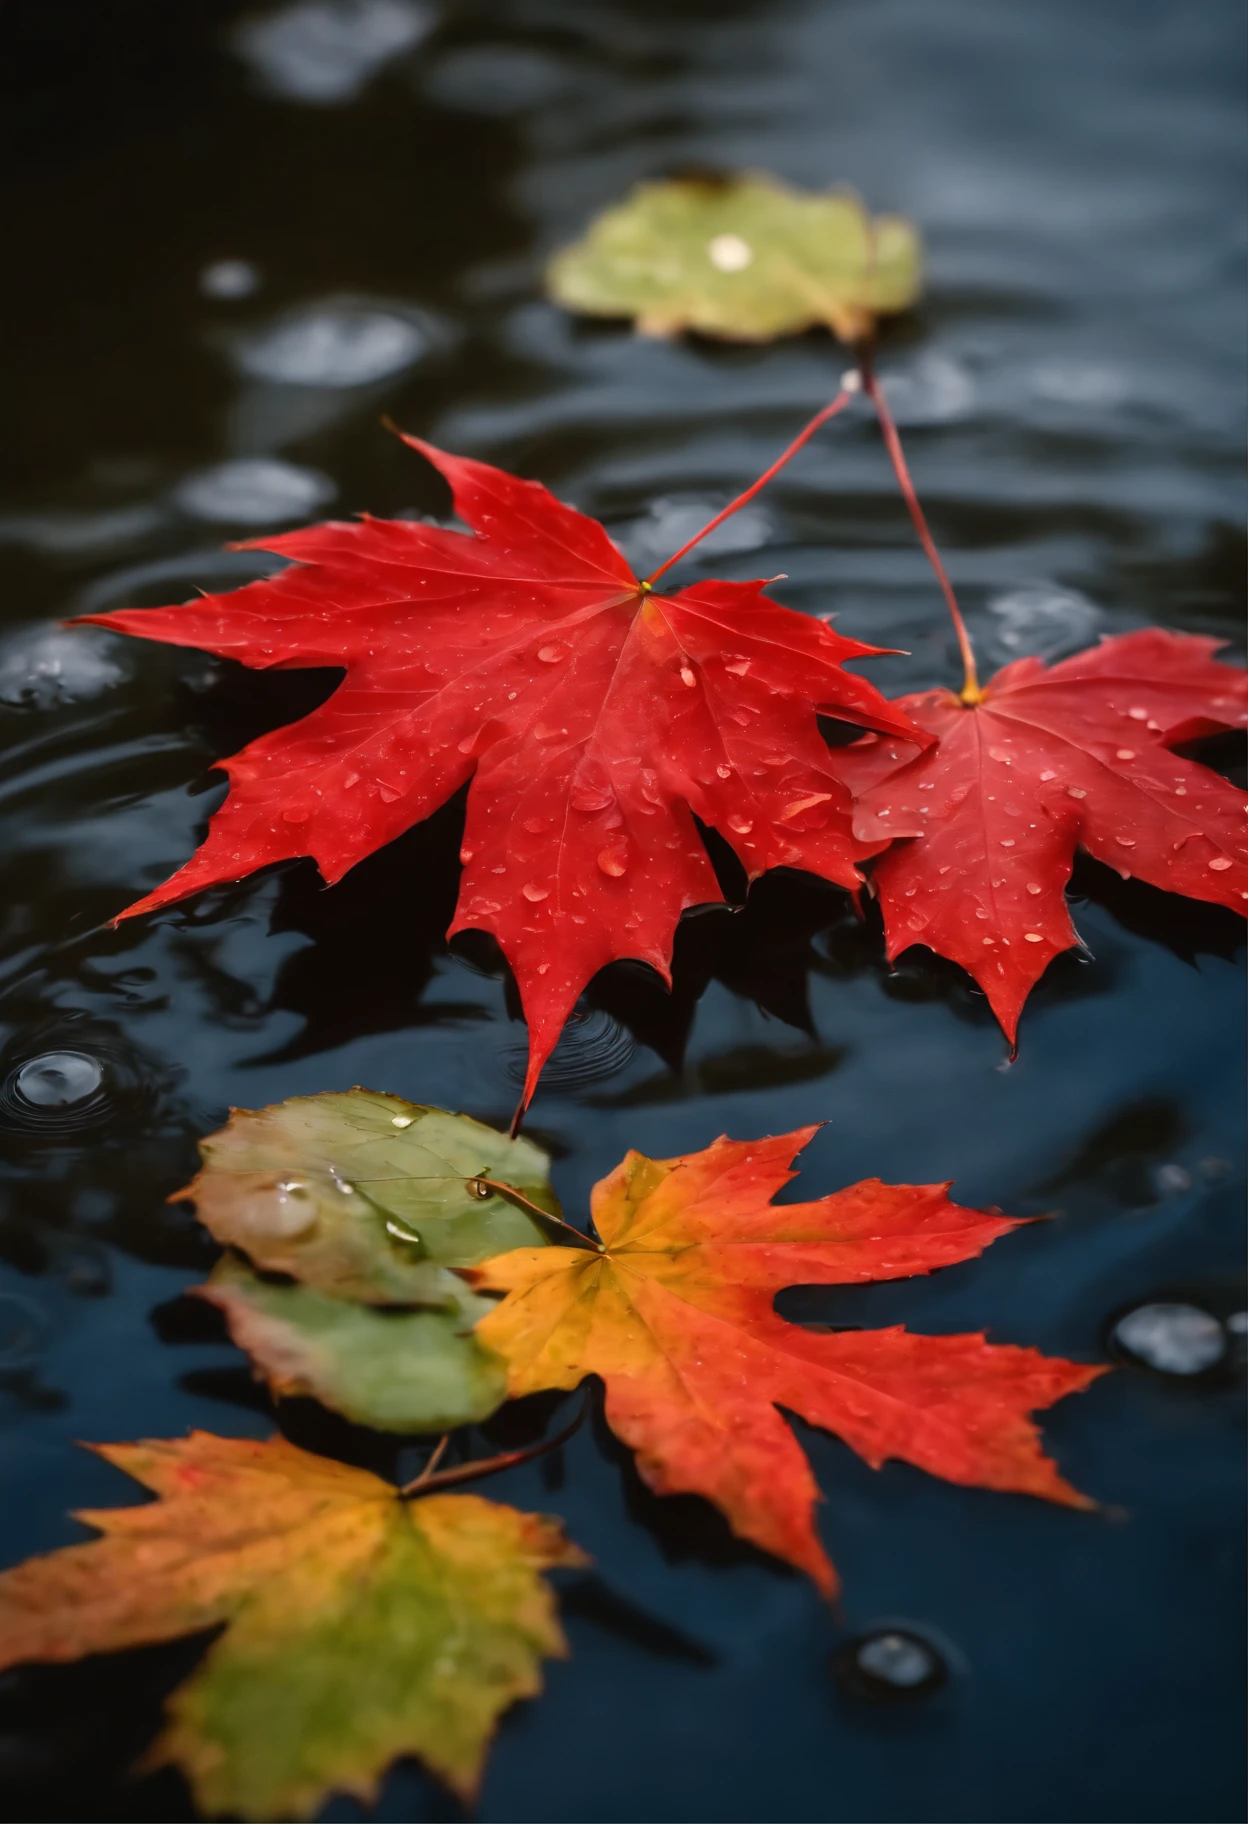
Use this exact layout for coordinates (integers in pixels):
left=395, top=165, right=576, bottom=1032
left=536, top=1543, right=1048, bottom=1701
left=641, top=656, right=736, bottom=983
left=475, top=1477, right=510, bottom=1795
left=0, top=1025, right=163, bottom=1148
left=614, top=498, right=771, bottom=574
left=0, top=627, right=127, bottom=709
left=232, top=0, right=430, bottom=105
left=984, top=584, right=1103, bottom=664
left=232, top=299, right=432, bottom=390
left=172, top=458, right=336, bottom=526
left=505, top=1006, right=635, bottom=1091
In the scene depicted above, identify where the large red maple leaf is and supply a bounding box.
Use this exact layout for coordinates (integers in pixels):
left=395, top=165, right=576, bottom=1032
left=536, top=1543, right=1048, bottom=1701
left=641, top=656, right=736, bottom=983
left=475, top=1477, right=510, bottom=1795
left=830, top=629, right=1248, bottom=1038
left=84, top=439, right=922, bottom=1098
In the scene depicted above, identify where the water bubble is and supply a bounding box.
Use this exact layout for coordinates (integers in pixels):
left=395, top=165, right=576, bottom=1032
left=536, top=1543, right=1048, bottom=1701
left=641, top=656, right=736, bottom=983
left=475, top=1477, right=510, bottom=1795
left=1153, top=1162, right=1192, bottom=1196
left=1112, top=1303, right=1226, bottom=1376
left=173, top=459, right=335, bottom=526
left=0, top=1026, right=160, bottom=1145
left=235, top=303, right=427, bottom=387
left=835, top=1628, right=947, bottom=1704
left=0, top=627, right=126, bottom=709
left=14, top=1053, right=104, bottom=1109
left=232, top=0, right=430, bottom=105
left=200, top=259, right=260, bottom=299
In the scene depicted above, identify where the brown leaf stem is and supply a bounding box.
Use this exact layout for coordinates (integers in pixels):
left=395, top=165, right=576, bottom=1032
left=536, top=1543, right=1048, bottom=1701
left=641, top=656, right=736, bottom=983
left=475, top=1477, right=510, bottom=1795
left=469, top=1177, right=602, bottom=1252
left=398, top=1393, right=589, bottom=1499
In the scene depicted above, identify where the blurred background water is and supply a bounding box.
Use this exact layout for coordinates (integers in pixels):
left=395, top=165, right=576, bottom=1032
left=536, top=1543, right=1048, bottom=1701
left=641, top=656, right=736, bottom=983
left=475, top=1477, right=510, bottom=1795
left=0, top=2, right=1243, bottom=1819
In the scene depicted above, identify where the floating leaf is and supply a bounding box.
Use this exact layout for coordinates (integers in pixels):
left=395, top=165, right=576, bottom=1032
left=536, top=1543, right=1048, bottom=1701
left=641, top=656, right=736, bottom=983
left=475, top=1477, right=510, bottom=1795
left=181, top=1091, right=556, bottom=1299
left=199, top=1258, right=507, bottom=1432
left=0, top=1433, right=585, bottom=1818
left=829, top=629, right=1248, bottom=1040
left=547, top=173, right=922, bottom=343
left=85, top=443, right=921, bottom=1101
left=181, top=1092, right=555, bottom=1431
left=472, top=1127, right=1105, bottom=1596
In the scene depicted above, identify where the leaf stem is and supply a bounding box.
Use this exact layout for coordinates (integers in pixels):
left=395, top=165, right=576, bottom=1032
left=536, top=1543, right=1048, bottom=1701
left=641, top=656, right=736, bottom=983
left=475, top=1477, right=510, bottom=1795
left=399, top=1393, right=589, bottom=1499
left=470, top=1177, right=602, bottom=1252
left=857, top=343, right=983, bottom=704
left=643, top=383, right=858, bottom=589
left=410, top=1433, right=451, bottom=1486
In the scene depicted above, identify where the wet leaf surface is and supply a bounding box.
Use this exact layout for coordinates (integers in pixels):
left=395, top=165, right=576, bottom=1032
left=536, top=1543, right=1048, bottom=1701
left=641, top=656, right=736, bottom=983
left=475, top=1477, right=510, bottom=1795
left=547, top=173, right=921, bottom=343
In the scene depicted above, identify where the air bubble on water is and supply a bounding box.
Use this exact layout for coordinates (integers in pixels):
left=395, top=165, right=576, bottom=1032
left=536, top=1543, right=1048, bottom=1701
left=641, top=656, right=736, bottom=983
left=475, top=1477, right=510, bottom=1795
left=200, top=259, right=260, bottom=299
left=0, top=628, right=127, bottom=709
left=15, top=1053, right=105, bottom=1108
left=1226, top=1312, right=1248, bottom=1336
left=232, top=0, right=430, bottom=105
left=1113, top=1303, right=1225, bottom=1375
left=857, top=1632, right=938, bottom=1688
left=235, top=302, right=427, bottom=387
left=173, top=459, right=335, bottom=526
left=835, top=1627, right=948, bottom=1704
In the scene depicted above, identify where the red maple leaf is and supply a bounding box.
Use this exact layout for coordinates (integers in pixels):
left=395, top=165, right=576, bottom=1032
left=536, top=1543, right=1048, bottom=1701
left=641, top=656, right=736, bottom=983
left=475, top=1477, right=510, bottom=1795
left=84, top=437, right=922, bottom=1099
left=830, top=629, right=1248, bottom=1039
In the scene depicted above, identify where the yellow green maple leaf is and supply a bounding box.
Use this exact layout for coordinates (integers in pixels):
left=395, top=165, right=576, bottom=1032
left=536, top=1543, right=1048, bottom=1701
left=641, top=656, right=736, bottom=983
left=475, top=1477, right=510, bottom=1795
left=0, top=1432, right=585, bottom=1818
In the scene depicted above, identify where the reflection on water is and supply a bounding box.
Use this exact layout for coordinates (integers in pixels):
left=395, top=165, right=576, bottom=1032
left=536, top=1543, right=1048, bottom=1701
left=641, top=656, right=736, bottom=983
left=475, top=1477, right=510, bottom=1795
left=0, top=1, right=1243, bottom=1820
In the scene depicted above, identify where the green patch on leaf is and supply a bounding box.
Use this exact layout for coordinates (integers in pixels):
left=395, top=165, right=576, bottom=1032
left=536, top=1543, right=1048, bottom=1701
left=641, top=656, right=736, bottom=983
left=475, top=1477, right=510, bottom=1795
left=199, top=1258, right=509, bottom=1433
left=547, top=172, right=922, bottom=344
left=181, top=1092, right=555, bottom=1431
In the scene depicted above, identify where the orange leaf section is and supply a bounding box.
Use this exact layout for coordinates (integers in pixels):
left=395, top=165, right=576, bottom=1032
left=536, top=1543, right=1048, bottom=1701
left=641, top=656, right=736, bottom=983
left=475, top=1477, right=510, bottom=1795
left=473, top=1129, right=1105, bottom=1596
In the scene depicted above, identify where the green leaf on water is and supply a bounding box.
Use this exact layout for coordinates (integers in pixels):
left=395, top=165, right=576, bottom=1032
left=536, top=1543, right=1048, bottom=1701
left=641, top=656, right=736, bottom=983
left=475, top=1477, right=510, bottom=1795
left=199, top=1258, right=509, bottom=1433
left=179, top=1091, right=556, bottom=1431
left=547, top=172, right=922, bottom=344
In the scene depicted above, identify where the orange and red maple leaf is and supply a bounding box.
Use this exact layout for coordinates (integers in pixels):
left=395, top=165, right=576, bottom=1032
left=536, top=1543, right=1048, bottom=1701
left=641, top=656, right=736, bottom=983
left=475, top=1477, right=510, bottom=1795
left=471, top=1126, right=1105, bottom=1596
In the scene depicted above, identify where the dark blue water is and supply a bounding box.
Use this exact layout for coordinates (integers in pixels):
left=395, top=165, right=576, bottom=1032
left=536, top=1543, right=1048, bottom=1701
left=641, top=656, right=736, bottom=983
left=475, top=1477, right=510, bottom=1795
left=0, top=3, right=1244, bottom=1819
